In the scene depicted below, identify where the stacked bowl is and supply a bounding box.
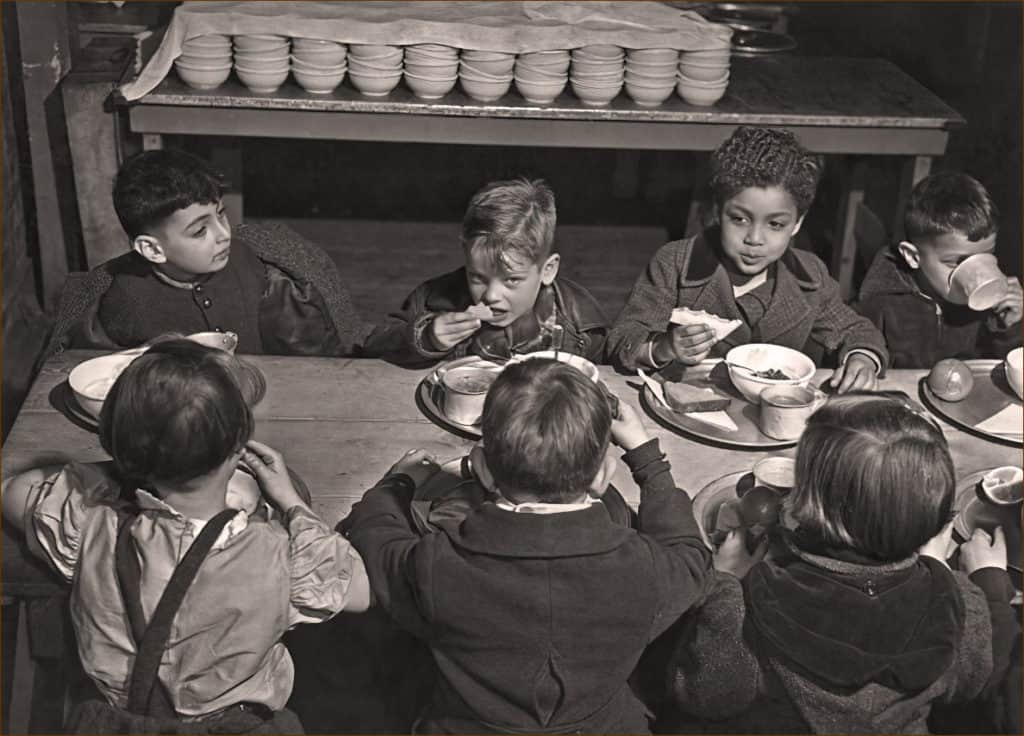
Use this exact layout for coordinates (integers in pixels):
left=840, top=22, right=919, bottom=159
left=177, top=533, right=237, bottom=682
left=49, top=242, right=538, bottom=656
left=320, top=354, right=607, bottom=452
left=570, top=45, right=624, bottom=106
left=291, top=38, right=347, bottom=94
left=176, top=34, right=233, bottom=90
left=514, top=49, right=569, bottom=104
left=459, top=49, right=515, bottom=102
left=624, top=48, right=678, bottom=106
left=233, top=34, right=290, bottom=94
left=348, top=44, right=403, bottom=97
left=676, top=47, right=730, bottom=106
left=404, top=44, right=459, bottom=100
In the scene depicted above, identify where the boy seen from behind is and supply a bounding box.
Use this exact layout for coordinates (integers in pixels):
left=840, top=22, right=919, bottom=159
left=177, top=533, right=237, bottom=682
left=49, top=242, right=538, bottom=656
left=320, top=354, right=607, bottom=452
left=367, top=178, right=607, bottom=366
left=856, top=172, right=1022, bottom=368
left=344, top=358, right=711, bottom=733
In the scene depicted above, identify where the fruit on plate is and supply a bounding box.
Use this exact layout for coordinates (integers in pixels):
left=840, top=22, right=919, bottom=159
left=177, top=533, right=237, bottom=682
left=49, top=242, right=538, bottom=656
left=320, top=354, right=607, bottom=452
left=664, top=381, right=731, bottom=413
left=927, top=358, right=974, bottom=402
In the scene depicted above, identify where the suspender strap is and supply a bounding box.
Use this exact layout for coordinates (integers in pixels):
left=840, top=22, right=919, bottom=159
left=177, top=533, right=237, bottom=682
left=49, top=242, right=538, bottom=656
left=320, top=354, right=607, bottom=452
left=115, top=508, right=239, bottom=717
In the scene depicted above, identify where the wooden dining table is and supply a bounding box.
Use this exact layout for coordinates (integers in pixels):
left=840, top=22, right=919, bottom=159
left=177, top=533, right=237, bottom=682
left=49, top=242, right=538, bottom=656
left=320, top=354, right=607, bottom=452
left=2, top=351, right=1019, bottom=732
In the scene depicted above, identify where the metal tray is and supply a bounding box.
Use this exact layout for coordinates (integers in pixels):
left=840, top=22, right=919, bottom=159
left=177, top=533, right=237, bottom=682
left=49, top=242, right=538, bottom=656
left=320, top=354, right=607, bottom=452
left=919, top=360, right=1022, bottom=446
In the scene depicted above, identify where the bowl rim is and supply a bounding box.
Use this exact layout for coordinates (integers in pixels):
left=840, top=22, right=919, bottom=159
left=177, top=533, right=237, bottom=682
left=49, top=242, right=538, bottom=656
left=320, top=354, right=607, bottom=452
left=725, top=343, right=816, bottom=384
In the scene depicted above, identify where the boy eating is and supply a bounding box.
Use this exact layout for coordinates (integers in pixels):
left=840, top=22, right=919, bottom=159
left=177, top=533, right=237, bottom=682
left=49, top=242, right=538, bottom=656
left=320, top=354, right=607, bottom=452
left=856, top=171, right=1022, bottom=368
left=367, top=178, right=607, bottom=366
left=344, top=358, right=711, bottom=733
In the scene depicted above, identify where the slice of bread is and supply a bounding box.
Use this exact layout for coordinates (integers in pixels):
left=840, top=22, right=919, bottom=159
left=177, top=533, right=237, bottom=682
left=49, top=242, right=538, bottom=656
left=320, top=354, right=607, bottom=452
left=465, top=303, right=495, bottom=321
left=670, top=307, right=742, bottom=343
left=664, top=381, right=732, bottom=413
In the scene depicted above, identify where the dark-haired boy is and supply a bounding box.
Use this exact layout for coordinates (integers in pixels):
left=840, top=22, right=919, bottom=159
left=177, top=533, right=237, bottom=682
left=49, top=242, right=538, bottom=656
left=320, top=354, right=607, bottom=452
left=856, top=171, right=1022, bottom=368
left=344, top=359, right=711, bottom=733
left=51, top=149, right=370, bottom=356
left=366, top=178, right=607, bottom=366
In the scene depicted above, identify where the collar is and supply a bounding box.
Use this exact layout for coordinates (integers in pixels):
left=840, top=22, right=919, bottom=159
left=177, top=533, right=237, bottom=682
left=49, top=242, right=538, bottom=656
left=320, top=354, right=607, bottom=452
left=494, top=495, right=600, bottom=515
left=152, top=267, right=204, bottom=291
left=134, top=489, right=247, bottom=550
left=682, top=228, right=821, bottom=290
left=446, top=502, right=634, bottom=558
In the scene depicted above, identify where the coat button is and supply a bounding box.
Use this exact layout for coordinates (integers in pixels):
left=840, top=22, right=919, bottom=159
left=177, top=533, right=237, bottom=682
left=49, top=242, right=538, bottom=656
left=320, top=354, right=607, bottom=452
left=201, top=298, right=212, bottom=309
left=194, top=284, right=203, bottom=293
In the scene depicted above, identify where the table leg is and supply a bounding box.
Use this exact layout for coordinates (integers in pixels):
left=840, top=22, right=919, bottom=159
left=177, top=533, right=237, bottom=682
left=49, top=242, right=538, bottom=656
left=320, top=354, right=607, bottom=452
left=7, top=601, right=34, bottom=734
left=893, top=155, right=933, bottom=242
left=832, top=157, right=868, bottom=302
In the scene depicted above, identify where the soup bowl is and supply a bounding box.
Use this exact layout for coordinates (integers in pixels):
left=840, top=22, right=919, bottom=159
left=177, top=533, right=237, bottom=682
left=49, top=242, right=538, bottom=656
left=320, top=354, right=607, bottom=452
left=725, top=343, right=816, bottom=404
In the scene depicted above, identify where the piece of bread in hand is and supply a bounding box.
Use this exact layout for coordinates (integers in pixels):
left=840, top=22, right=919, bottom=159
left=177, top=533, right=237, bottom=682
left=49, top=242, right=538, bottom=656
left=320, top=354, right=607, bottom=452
left=664, top=381, right=732, bottom=413
left=465, top=303, right=495, bottom=321
left=670, top=307, right=742, bottom=342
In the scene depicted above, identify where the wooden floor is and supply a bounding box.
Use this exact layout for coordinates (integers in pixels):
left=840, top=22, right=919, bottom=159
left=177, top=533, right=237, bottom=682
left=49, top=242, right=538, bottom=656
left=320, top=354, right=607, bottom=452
left=264, top=217, right=673, bottom=327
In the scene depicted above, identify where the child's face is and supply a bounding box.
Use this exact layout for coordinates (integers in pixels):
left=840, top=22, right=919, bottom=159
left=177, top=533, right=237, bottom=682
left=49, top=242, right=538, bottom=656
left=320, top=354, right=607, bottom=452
left=898, top=231, right=997, bottom=302
left=141, top=201, right=232, bottom=280
left=717, top=186, right=805, bottom=276
left=465, top=248, right=559, bottom=327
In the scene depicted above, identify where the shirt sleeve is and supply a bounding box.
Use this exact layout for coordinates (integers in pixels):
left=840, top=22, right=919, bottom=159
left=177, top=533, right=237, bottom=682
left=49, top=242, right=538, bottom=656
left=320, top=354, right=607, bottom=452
left=284, top=505, right=369, bottom=625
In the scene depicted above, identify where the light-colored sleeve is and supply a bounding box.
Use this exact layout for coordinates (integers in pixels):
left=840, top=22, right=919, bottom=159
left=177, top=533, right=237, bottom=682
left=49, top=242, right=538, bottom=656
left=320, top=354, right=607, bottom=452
left=284, top=505, right=370, bottom=625
left=26, top=463, right=120, bottom=582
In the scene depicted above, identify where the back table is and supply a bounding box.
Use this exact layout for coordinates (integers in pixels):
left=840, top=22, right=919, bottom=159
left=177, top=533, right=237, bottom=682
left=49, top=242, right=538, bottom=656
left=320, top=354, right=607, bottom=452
left=3, top=352, right=1016, bottom=732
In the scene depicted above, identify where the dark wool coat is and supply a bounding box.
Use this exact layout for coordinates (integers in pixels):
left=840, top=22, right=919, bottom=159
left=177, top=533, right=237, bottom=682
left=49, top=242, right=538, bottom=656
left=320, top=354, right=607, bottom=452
left=855, top=248, right=1021, bottom=369
left=365, top=268, right=608, bottom=368
left=343, top=440, right=712, bottom=734
left=607, top=229, right=889, bottom=372
left=670, top=533, right=1012, bottom=734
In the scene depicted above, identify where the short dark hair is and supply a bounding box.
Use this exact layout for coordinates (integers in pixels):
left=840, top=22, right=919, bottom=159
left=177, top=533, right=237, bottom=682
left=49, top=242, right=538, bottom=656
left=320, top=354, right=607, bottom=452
left=788, top=395, right=955, bottom=561
left=99, top=339, right=253, bottom=486
left=461, top=178, right=556, bottom=269
left=113, top=149, right=226, bottom=239
left=904, top=171, right=999, bottom=243
left=710, top=126, right=823, bottom=215
left=481, top=359, right=611, bottom=503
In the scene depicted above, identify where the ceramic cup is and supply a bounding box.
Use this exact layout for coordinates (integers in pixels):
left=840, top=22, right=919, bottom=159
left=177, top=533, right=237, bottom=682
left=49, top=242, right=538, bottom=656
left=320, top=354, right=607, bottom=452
left=758, top=385, right=827, bottom=441
left=440, top=366, right=499, bottom=425
left=752, top=456, right=796, bottom=492
left=948, top=253, right=1008, bottom=311
left=980, top=466, right=1023, bottom=505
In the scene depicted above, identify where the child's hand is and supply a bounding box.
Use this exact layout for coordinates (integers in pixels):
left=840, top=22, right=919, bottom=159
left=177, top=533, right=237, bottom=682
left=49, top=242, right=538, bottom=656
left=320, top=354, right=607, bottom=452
left=655, top=324, right=716, bottom=366
left=610, top=400, right=650, bottom=451
left=242, top=441, right=307, bottom=512
left=387, top=449, right=440, bottom=488
left=960, top=526, right=1007, bottom=573
left=429, top=312, right=483, bottom=351
left=918, top=520, right=956, bottom=566
left=829, top=353, right=878, bottom=393
left=713, top=528, right=768, bottom=579
left=992, top=277, right=1023, bottom=328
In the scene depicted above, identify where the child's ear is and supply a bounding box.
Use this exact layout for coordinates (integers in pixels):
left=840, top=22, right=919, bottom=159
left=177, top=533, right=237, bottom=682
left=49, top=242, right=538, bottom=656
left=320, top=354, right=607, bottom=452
left=587, top=452, right=618, bottom=498
left=791, top=214, right=806, bottom=237
left=131, top=235, right=166, bottom=264
left=897, top=241, right=921, bottom=270
left=540, top=254, right=560, bottom=285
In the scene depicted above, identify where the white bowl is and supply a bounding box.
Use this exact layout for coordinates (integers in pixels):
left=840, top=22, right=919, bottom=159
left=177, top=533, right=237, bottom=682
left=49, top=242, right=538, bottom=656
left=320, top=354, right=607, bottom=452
left=1006, top=347, right=1023, bottom=400
left=182, top=34, right=232, bottom=50
left=572, top=45, right=624, bottom=61
left=570, top=79, right=622, bottom=105
left=624, top=80, right=674, bottom=106
left=460, top=60, right=515, bottom=80
left=290, top=55, right=346, bottom=73
left=347, top=44, right=403, bottom=61
left=625, top=69, right=677, bottom=84
left=175, top=62, right=232, bottom=90
left=571, top=59, right=624, bottom=76
left=627, top=48, right=679, bottom=63
left=515, top=64, right=568, bottom=82
left=515, top=77, right=567, bottom=104
left=460, top=50, right=514, bottom=62
left=176, top=54, right=233, bottom=70
left=506, top=350, right=600, bottom=383
left=677, top=66, right=730, bottom=85
left=725, top=344, right=816, bottom=404
left=291, top=47, right=348, bottom=65
left=233, top=35, right=289, bottom=53
left=460, top=58, right=515, bottom=76
left=348, top=57, right=403, bottom=73
left=459, top=76, right=512, bottom=102
left=294, top=68, right=345, bottom=93
left=676, top=80, right=728, bottom=106
left=233, top=54, right=290, bottom=71
left=349, top=71, right=402, bottom=96
left=68, top=351, right=145, bottom=419
left=179, top=45, right=235, bottom=60
left=235, top=66, right=289, bottom=93
left=404, top=71, right=457, bottom=99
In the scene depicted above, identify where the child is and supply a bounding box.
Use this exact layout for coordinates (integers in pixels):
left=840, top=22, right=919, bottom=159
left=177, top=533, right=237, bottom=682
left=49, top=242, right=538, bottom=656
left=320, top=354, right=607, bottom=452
left=366, top=178, right=607, bottom=367
left=669, top=395, right=1015, bottom=733
left=608, top=126, right=887, bottom=393
left=48, top=149, right=372, bottom=357
left=344, top=358, right=711, bottom=733
left=1, top=339, right=369, bottom=731
left=856, top=171, right=1022, bottom=368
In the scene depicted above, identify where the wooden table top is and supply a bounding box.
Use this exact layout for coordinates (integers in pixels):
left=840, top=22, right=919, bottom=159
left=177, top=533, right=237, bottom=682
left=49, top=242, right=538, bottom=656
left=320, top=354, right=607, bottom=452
left=4, top=352, right=1017, bottom=530
left=130, top=56, right=963, bottom=129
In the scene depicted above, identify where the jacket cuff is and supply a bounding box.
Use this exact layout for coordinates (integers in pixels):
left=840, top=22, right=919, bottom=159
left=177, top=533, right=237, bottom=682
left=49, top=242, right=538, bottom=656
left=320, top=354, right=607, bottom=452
left=622, top=438, right=666, bottom=475
left=411, top=313, right=452, bottom=360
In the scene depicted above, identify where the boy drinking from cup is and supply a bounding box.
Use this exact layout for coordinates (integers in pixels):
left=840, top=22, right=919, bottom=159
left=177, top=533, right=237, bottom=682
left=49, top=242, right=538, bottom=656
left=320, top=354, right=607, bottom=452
left=366, top=178, right=607, bottom=366
left=856, top=172, right=1023, bottom=368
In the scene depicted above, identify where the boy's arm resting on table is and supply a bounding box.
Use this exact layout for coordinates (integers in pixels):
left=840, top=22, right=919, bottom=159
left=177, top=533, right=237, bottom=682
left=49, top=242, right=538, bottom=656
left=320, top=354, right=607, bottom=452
left=624, top=439, right=712, bottom=632
left=806, top=257, right=889, bottom=373
left=284, top=505, right=372, bottom=622
left=607, top=242, right=686, bottom=371
left=340, top=474, right=434, bottom=638
left=669, top=570, right=761, bottom=719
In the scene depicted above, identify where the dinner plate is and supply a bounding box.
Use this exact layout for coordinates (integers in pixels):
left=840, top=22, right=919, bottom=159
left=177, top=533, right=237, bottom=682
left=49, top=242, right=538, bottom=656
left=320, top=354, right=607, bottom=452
left=51, top=380, right=101, bottom=432
left=691, top=470, right=760, bottom=549
left=952, top=468, right=1022, bottom=574
left=639, top=361, right=796, bottom=450
left=919, top=360, right=1022, bottom=447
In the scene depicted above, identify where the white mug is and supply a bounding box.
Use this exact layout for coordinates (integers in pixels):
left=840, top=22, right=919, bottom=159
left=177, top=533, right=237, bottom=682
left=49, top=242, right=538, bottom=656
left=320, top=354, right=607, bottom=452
left=948, top=254, right=1007, bottom=311
left=759, top=385, right=828, bottom=441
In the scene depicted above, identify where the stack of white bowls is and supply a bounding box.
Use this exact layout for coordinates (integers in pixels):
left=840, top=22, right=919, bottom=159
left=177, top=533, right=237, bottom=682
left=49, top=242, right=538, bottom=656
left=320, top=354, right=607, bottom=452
left=348, top=44, right=403, bottom=97
left=291, top=38, right=347, bottom=94
left=233, top=34, right=290, bottom=94
left=176, top=34, right=233, bottom=90
left=404, top=44, right=459, bottom=99
left=624, top=48, right=678, bottom=107
left=570, top=45, right=624, bottom=106
left=459, top=50, right=515, bottom=102
left=676, top=47, right=731, bottom=106
left=514, top=49, right=569, bottom=104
